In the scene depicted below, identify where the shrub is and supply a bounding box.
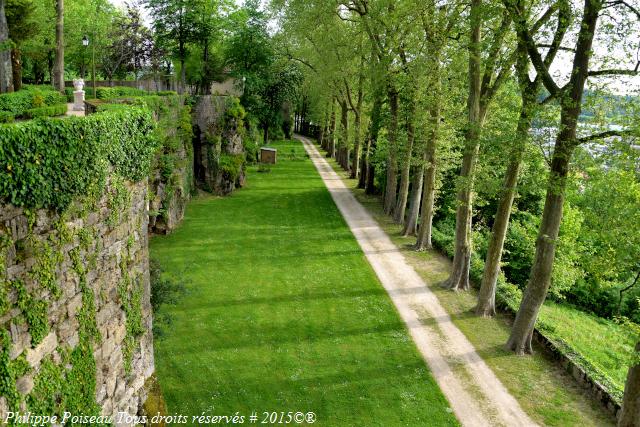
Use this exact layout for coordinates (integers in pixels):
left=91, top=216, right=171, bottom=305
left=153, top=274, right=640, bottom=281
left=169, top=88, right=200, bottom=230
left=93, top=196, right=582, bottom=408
left=156, top=90, right=178, bottom=97
left=23, top=104, right=68, bottom=119
left=95, top=86, right=147, bottom=100
left=0, top=87, right=66, bottom=117
left=0, top=111, right=14, bottom=123
left=0, top=107, right=157, bottom=211
left=218, top=153, right=245, bottom=182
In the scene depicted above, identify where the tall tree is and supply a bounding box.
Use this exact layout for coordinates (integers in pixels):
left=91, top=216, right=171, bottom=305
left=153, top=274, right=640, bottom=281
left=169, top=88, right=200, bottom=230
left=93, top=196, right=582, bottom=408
left=0, top=0, right=14, bottom=92
left=53, top=0, right=64, bottom=92
left=146, top=0, right=191, bottom=93
left=504, top=0, right=639, bottom=354
left=475, top=0, right=569, bottom=316
left=443, top=6, right=515, bottom=291
left=5, top=0, right=37, bottom=90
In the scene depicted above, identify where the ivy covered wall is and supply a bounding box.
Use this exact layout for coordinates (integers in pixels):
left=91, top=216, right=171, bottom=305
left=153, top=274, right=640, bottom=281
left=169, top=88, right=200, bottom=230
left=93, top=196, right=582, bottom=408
left=0, top=109, right=157, bottom=423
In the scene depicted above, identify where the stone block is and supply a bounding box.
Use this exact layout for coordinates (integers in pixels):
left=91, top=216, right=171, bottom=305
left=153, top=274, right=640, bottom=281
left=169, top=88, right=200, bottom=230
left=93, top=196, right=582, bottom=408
left=67, top=293, right=83, bottom=318
left=26, top=332, right=57, bottom=367
left=16, top=375, right=34, bottom=394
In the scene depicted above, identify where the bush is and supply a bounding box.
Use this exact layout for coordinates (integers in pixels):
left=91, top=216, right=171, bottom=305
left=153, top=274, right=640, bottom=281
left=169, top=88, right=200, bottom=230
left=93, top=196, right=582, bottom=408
left=95, top=86, right=148, bottom=100
left=0, top=111, right=15, bottom=123
left=156, top=90, right=178, bottom=97
left=0, top=87, right=66, bottom=117
left=23, top=104, right=68, bottom=119
left=0, top=107, right=157, bottom=211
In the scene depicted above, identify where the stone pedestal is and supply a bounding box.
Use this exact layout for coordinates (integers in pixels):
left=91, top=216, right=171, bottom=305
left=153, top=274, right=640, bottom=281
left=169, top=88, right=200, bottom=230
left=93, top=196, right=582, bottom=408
left=73, top=79, right=86, bottom=111
left=73, top=90, right=85, bottom=111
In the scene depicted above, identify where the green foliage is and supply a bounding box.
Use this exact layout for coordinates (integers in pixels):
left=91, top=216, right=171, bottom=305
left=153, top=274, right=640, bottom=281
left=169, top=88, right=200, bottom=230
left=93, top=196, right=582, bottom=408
left=95, top=86, right=148, bottom=100
left=0, top=329, right=21, bottom=412
left=106, top=175, right=131, bottom=227
left=218, top=153, right=244, bottom=182
left=118, top=252, right=145, bottom=374
left=0, top=111, right=15, bottom=123
left=23, top=103, right=68, bottom=119
left=13, top=279, right=49, bottom=346
left=0, top=107, right=157, bottom=211
left=0, top=87, right=66, bottom=118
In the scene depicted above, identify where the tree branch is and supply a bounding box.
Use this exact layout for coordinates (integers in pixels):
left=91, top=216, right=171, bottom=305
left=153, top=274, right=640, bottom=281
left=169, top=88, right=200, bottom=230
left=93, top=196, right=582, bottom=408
left=504, top=0, right=561, bottom=95
left=588, top=66, right=640, bottom=77
left=577, top=129, right=635, bottom=144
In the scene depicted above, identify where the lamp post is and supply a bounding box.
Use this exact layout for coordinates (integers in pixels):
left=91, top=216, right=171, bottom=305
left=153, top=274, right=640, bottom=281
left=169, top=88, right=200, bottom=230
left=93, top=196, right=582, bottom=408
left=82, top=35, right=88, bottom=79
left=82, top=35, right=96, bottom=98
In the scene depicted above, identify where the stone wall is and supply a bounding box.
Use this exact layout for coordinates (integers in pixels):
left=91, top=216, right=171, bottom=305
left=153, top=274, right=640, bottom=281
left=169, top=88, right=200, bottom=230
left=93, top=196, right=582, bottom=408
left=148, top=99, right=194, bottom=235
left=193, top=95, right=246, bottom=195
left=0, top=176, right=154, bottom=424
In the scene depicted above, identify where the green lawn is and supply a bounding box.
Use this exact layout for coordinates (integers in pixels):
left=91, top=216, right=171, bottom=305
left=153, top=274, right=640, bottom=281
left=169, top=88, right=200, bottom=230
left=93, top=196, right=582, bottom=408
left=321, top=154, right=619, bottom=427
left=150, top=140, right=459, bottom=426
left=539, top=302, right=638, bottom=397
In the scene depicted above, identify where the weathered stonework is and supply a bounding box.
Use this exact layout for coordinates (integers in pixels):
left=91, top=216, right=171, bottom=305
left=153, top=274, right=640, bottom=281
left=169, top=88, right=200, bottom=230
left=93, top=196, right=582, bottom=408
left=148, top=102, right=193, bottom=235
left=0, top=177, right=154, bottom=424
left=193, top=95, right=246, bottom=195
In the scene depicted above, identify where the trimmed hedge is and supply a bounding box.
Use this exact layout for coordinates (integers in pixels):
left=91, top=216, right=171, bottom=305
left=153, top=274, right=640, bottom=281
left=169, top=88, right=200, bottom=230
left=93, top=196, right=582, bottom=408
left=0, top=111, right=15, bottom=123
left=0, top=88, right=66, bottom=117
left=0, top=107, right=158, bottom=211
left=95, top=86, right=147, bottom=100
left=23, top=104, right=68, bottom=119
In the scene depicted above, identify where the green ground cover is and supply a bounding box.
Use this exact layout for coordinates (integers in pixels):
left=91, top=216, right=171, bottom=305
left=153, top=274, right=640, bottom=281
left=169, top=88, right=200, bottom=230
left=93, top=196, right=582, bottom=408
left=150, top=140, right=459, bottom=426
left=322, top=152, right=618, bottom=427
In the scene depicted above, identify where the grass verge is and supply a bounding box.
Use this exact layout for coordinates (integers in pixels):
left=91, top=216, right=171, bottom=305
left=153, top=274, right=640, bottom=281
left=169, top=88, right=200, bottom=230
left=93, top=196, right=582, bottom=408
left=150, top=140, right=459, bottom=426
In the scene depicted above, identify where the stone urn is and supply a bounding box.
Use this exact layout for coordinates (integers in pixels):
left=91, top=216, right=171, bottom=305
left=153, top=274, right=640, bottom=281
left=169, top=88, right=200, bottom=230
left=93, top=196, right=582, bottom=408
left=73, top=78, right=85, bottom=91
left=72, top=79, right=85, bottom=111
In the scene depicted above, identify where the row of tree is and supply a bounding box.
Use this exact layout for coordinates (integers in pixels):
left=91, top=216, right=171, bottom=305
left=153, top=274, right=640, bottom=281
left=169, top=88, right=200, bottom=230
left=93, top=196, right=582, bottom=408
left=275, top=0, right=639, bottom=424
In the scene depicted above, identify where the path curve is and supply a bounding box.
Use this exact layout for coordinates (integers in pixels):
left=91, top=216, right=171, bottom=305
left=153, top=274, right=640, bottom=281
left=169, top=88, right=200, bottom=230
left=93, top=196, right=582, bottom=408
left=297, top=135, right=536, bottom=427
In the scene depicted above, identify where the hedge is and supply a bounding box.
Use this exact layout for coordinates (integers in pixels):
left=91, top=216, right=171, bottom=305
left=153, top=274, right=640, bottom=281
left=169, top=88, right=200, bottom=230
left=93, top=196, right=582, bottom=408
left=0, top=111, right=14, bottom=123
left=0, top=87, right=66, bottom=117
left=23, top=104, right=68, bottom=119
left=95, top=86, right=148, bottom=100
left=0, top=107, right=158, bottom=211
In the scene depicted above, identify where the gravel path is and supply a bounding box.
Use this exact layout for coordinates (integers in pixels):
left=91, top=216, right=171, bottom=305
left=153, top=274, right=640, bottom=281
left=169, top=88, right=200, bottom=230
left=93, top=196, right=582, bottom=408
left=297, top=135, right=537, bottom=427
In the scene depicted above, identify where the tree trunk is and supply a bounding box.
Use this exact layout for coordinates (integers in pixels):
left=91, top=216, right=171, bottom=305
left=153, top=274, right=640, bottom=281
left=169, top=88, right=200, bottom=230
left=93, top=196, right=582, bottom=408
left=365, top=88, right=383, bottom=195
left=351, top=110, right=361, bottom=179
left=403, top=163, right=424, bottom=236
left=0, top=0, right=13, bottom=93
left=444, top=0, right=482, bottom=291
left=350, top=79, right=364, bottom=179
left=415, top=126, right=438, bottom=250
left=476, top=149, right=524, bottom=316
left=53, top=0, right=64, bottom=93
left=11, top=47, right=21, bottom=91
left=393, top=97, right=416, bottom=224
left=263, top=124, right=269, bottom=145
left=476, top=44, right=537, bottom=317
left=329, top=103, right=336, bottom=158
left=415, top=48, right=442, bottom=250
left=383, top=88, right=399, bottom=215
left=506, top=0, right=600, bottom=354
left=339, top=99, right=350, bottom=171
left=619, top=341, right=640, bottom=427
left=358, top=136, right=370, bottom=189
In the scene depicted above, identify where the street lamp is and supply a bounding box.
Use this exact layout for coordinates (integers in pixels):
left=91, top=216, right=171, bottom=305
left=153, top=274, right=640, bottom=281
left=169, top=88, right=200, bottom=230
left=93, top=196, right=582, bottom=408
left=82, top=35, right=96, bottom=98
left=81, top=36, right=89, bottom=79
